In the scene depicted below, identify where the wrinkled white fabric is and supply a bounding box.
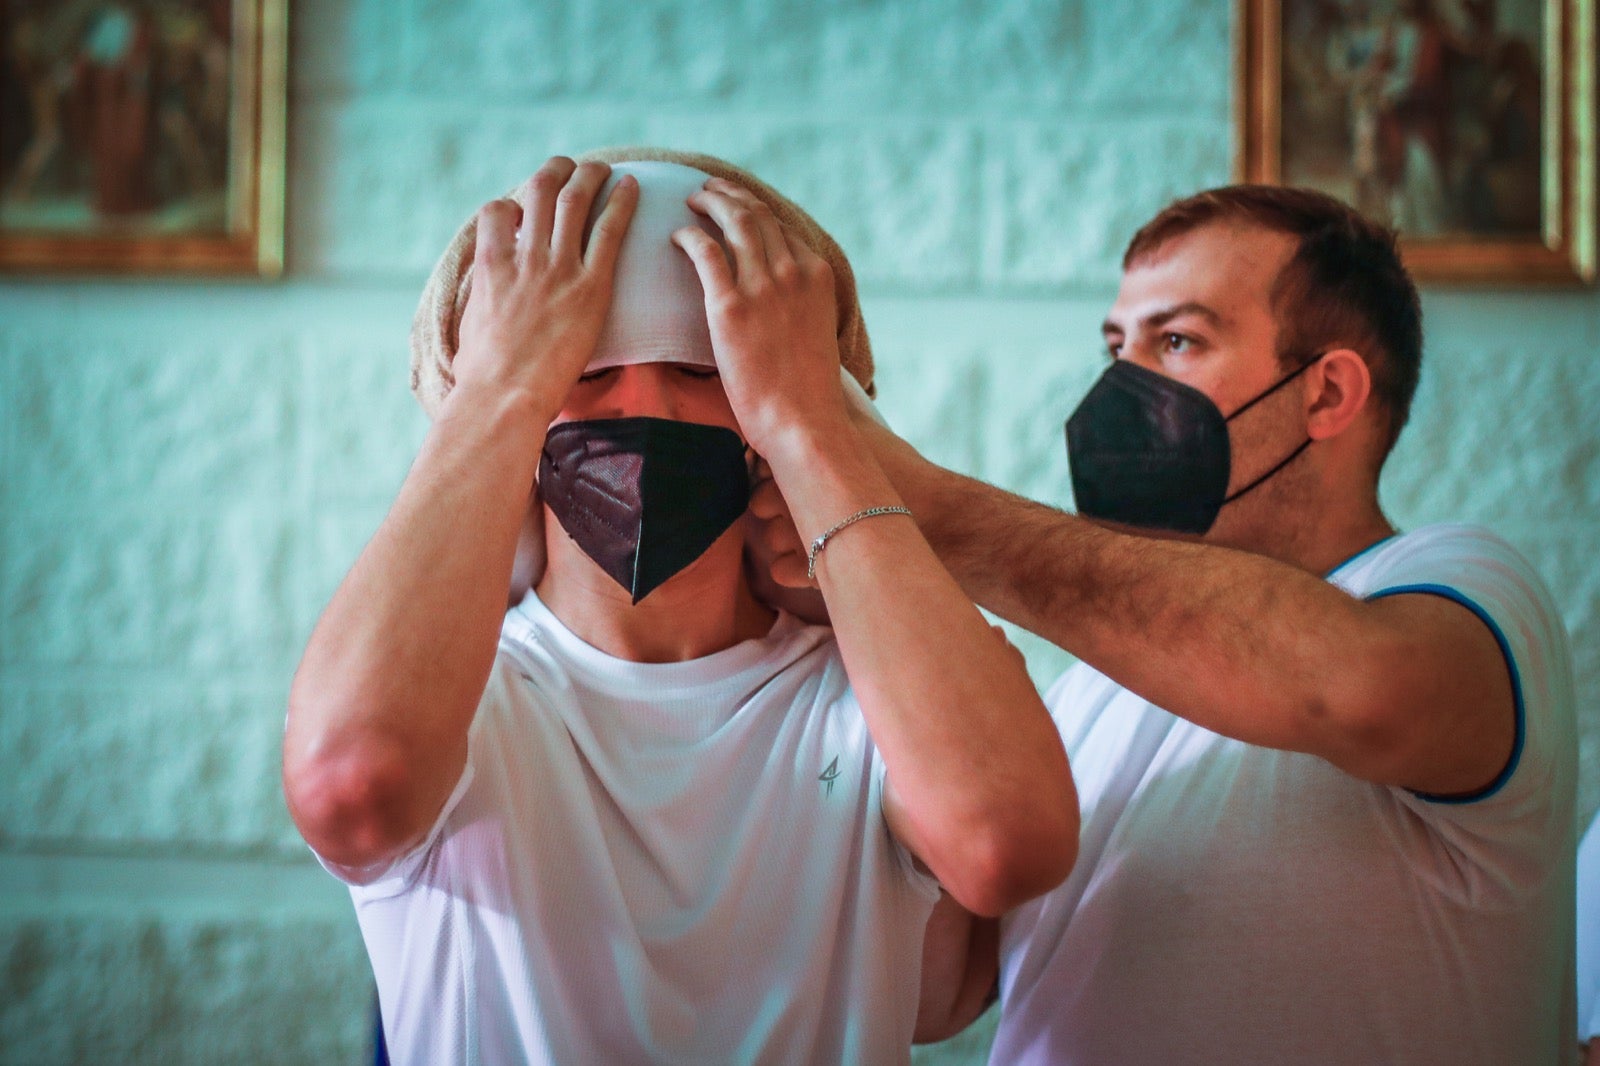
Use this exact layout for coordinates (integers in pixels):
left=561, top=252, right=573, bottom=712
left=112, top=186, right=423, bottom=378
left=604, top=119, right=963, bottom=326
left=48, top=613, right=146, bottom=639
left=582, top=161, right=721, bottom=372
left=316, top=592, right=940, bottom=1064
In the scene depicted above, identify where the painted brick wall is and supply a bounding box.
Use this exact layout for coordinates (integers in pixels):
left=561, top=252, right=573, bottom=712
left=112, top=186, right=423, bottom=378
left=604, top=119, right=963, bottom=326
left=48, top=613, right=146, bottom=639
left=1, top=1, right=1594, bottom=1061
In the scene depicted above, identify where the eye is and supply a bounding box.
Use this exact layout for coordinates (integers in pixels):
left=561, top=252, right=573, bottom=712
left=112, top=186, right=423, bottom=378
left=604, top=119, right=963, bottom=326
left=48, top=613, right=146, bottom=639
left=1104, top=340, right=1123, bottom=359
left=577, top=367, right=619, bottom=384
left=1162, top=333, right=1194, bottom=354
left=674, top=365, right=721, bottom=380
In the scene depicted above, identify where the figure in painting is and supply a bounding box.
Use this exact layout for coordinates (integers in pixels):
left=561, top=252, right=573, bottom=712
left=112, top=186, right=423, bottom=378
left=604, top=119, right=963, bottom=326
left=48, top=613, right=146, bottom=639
left=0, top=0, right=231, bottom=231
left=1283, top=0, right=1544, bottom=238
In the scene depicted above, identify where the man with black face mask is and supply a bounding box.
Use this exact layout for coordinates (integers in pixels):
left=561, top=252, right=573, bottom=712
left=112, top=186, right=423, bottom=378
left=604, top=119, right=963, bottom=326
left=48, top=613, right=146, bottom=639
left=281, top=151, right=1078, bottom=1064
left=792, top=186, right=1575, bottom=1062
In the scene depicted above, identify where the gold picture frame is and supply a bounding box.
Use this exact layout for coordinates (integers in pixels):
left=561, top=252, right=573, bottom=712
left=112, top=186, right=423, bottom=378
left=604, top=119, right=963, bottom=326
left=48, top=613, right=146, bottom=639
left=0, top=0, right=286, bottom=277
left=1236, top=0, right=1594, bottom=284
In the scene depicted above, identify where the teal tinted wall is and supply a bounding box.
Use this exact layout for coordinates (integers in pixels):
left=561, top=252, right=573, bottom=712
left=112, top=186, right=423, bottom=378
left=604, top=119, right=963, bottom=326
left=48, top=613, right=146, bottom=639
left=1, top=1, right=1596, bottom=1060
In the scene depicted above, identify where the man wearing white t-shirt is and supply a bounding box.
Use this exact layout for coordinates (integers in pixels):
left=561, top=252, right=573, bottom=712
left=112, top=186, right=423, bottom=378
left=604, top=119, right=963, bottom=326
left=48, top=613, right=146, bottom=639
left=282, top=154, right=1077, bottom=1063
left=816, top=185, right=1577, bottom=1061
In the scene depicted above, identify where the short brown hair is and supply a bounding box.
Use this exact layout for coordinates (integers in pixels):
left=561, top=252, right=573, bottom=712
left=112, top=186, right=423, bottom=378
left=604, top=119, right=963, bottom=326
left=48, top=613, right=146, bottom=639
left=1124, top=185, right=1422, bottom=458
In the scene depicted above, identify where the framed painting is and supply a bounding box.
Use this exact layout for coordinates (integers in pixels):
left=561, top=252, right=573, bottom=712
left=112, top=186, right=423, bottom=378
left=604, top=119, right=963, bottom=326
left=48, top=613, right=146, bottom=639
left=0, top=0, right=286, bottom=277
left=1237, top=0, right=1595, bottom=283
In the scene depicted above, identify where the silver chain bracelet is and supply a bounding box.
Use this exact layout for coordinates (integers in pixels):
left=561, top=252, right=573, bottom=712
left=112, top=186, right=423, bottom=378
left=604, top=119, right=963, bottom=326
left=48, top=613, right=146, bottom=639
left=806, top=506, right=913, bottom=579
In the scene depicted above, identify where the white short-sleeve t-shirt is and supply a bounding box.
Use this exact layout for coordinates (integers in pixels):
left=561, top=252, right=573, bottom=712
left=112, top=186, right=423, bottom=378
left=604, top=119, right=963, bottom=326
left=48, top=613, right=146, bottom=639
left=319, top=593, right=940, bottom=1065
left=992, top=523, right=1578, bottom=1066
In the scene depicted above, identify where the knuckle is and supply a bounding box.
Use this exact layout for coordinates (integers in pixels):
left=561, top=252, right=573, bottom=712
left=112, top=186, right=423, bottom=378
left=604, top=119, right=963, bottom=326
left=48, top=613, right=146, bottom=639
left=478, top=199, right=514, bottom=223
left=770, top=258, right=800, bottom=285
left=712, top=291, right=750, bottom=319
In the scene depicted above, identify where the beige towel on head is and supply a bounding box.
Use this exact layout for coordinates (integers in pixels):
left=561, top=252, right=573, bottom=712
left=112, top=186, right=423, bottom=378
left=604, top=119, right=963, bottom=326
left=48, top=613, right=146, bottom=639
left=409, top=146, right=874, bottom=420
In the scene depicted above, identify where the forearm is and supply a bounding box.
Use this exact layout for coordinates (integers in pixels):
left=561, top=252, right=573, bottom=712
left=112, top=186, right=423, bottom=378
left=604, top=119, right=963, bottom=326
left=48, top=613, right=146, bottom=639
left=284, top=383, right=546, bottom=860
left=885, top=453, right=1384, bottom=756
left=763, top=422, right=1078, bottom=915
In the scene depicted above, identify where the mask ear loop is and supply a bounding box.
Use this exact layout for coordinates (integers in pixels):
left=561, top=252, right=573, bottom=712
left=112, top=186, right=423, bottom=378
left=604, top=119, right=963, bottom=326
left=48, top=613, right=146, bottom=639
left=1219, top=351, right=1326, bottom=505
left=1222, top=350, right=1326, bottom=423
left=1222, top=436, right=1316, bottom=504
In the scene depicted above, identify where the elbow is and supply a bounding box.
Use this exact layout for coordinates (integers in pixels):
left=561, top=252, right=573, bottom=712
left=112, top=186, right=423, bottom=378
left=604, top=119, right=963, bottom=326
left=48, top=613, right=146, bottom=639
left=282, top=703, right=422, bottom=870
left=940, top=805, right=1080, bottom=918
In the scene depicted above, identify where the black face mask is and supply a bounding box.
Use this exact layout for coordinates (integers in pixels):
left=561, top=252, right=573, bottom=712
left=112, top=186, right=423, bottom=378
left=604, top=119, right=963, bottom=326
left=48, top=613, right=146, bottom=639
left=1064, top=355, right=1323, bottom=535
left=539, top=417, right=751, bottom=603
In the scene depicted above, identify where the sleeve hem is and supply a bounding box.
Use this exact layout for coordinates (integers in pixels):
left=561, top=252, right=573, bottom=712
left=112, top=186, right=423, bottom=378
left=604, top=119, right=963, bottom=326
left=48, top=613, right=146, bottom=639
left=314, top=760, right=477, bottom=895
left=1365, top=583, right=1525, bottom=806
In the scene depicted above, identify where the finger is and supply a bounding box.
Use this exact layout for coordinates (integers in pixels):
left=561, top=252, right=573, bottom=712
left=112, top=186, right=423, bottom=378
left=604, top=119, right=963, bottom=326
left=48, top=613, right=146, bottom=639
left=475, top=198, right=523, bottom=268
left=749, top=476, right=788, bottom=521
left=672, top=225, right=737, bottom=299
left=751, top=511, right=806, bottom=555
left=686, top=187, right=772, bottom=285
left=549, top=161, right=613, bottom=261
left=583, top=173, right=638, bottom=272
left=750, top=515, right=811, bottom=586
left=771, top=550, right=813, bottom=589
left=704, top=177, right=794, bottom=274
left=519, top=156, right=576, bottom=253
left=779, top=222, right=826, bottom=280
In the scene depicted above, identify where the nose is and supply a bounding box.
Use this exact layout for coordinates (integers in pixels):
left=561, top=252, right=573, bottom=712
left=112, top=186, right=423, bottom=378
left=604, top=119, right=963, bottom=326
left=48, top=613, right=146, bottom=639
left=607, top=363, right=679, bottom=421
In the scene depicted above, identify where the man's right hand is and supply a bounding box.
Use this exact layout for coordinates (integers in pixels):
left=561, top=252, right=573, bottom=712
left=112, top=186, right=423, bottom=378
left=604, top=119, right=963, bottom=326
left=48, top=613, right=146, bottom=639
left=453, top=157, right=639, bottom=425
left=286, top=158, right=637, bottom=875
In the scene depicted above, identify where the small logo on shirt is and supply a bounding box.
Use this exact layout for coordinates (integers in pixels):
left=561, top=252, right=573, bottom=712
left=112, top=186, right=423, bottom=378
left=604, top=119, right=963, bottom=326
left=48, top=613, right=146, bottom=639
left=819, top=756, right=840, bottom=797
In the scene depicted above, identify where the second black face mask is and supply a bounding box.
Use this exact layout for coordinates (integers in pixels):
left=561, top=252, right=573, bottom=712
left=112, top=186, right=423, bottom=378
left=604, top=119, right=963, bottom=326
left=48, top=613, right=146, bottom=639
left=539, top=417, right=751, bottom=604
left=1064, top=357, right=1321, bottom=535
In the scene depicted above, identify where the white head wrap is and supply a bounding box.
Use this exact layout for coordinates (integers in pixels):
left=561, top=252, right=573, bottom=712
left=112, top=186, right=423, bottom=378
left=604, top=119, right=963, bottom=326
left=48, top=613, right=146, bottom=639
left=581, top=160, right=721, bottom=371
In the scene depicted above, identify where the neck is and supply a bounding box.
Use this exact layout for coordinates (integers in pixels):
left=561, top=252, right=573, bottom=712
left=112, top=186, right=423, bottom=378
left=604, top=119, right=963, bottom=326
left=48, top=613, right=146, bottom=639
left=1218, top=463, right=1395, bottom=576
left=535, top=513, right=777, bottom=663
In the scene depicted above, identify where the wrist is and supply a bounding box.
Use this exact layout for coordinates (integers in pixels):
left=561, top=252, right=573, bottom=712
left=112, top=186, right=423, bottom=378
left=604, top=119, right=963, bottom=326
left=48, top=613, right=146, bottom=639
left=748, top=409, right=855, bottom=469
left=440, top=375, right=559, bottom=439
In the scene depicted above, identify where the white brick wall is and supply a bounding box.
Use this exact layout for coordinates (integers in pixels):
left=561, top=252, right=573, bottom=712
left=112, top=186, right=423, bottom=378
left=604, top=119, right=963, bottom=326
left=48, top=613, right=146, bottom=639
left=1, top=0, right=1594, bottom=1061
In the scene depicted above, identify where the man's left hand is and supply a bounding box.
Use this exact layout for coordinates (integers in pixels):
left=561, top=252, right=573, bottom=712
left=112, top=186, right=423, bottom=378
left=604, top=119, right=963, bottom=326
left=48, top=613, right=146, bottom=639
left=671, top=178, right=848, bottom=458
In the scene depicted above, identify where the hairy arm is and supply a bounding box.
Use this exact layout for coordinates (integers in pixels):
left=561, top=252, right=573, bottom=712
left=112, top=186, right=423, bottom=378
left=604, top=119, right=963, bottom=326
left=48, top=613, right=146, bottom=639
left=675, top=181, right=1077, bottom=916
left=861, top=415, right=1514, bottom=797
left=282, top=160, right=638, bottom=870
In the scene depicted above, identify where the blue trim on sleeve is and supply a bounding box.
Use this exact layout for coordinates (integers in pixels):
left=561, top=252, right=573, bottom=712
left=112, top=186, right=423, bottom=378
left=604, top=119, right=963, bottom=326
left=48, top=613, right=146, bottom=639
left=1365, top=582, right=1525, bottom=805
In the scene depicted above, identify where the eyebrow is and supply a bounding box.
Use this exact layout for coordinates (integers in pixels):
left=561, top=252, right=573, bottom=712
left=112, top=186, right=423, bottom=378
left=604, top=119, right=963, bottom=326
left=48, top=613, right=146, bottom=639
left=1101, top=301, right=1227, bottom=337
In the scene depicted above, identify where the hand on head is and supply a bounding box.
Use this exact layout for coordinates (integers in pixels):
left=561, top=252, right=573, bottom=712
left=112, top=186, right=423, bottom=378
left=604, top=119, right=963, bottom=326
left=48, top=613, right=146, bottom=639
left=453, top=157, right=640, bottom=424
left=672, top=177, right=850, bottom=456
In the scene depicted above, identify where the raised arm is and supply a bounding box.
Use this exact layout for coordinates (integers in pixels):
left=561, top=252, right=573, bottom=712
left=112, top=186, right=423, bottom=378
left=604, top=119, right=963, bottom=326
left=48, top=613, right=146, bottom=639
left=673, top=179, right=1077, bottom=917
left=282, top=160, right=638, bottom=870
left=851, top=396, right=1516, bottom=799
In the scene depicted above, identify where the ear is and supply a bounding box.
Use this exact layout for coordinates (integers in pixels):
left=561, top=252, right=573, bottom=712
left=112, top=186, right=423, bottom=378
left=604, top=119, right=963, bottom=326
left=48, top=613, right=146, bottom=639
left=1305, top=348, right=1372, bottom=442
